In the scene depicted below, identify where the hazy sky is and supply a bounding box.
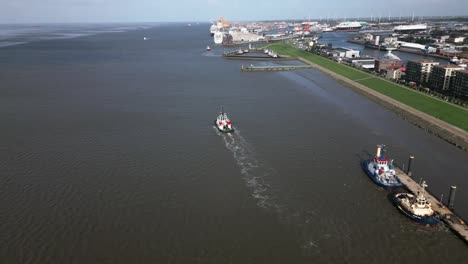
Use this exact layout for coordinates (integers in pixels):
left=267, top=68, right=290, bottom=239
left=1, top=0, right=467, bottom=23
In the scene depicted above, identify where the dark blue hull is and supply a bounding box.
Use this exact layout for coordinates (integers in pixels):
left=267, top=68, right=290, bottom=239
left=392, top=195, right=440, bottom=225
left=361, top=160, right=402, bottom=190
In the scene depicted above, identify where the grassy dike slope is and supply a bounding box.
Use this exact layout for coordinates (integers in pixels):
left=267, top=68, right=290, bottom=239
left=267, top=42, right=468, bottom=132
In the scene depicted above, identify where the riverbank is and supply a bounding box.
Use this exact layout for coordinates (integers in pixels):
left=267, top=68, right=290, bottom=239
left=266, top=43, right=468, bottom=150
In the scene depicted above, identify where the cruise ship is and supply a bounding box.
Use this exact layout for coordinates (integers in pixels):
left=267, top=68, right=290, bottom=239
left=335, top=21, right=363, bottom=32
left=393, top=24, right=427, bottom=33
left=320, top=24, right=334, bottom=32
left=209, top=18, right=230, bottom=36
left=210, top=24, right=218, bottom=36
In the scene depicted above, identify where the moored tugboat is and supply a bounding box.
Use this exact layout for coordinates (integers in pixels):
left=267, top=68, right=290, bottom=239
left=214, top=107, right=234, bottom=133
left=393, top=181, right=440, bottom=225
left=362, top=145, right=402, bottom=189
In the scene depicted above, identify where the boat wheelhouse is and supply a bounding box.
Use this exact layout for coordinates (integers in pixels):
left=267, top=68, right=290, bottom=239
left=214, top=107, right=234, bottom=133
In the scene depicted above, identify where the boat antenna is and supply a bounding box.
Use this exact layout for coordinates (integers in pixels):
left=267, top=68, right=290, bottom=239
left=421, top=181, right=428, bottom=196
left=221, top=105, right=224, bottom=115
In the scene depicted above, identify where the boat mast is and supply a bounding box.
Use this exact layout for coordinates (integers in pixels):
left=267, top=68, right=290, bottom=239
left=421, top=181, right=428, bottom=196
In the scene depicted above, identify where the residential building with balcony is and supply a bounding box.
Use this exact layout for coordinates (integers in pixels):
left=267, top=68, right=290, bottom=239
left=405, top=59, right=440, bottom=86
left=428, top=64, right=464, bottom=91
left=451, top=70, right=468, bottom=98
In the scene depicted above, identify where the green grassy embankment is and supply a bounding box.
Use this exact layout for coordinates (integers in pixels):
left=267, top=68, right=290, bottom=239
left=266, top=42, right=468, bottom=132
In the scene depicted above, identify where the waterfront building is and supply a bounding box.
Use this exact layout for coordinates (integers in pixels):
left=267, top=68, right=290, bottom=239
left=347, top=58, right=376, bottom=69
left=375, top=59, right=402, bottom=72
left=437, top=49, right=462, bottom=58
left=334, top=47, right=360, bottom=58
left=385, top=68, right=404, bottom=80
left=399, top=42, right=437, bottom=53
left=383, top=37, right=398, bottom=44
left=405, top=60, right=440, bottom=86
left=451, top=70, right=468, bottom=98
left=393, top=24, right=427, bottom=33
left=428, top=65, right=464, bottom=91
left=440, top=35, right=450, bottom=42
left=358, top=61, right=376, bottom=69
left=454, top=37, right=466, bottom=43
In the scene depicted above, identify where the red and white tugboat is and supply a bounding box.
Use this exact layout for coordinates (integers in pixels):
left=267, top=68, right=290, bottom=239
left=214, top=107, right=234, bottom=133
left=361, top=144, right=402, bottom=189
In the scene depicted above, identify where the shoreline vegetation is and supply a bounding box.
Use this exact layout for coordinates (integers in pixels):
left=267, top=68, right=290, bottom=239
left=265, top=42, right=468, bottom=150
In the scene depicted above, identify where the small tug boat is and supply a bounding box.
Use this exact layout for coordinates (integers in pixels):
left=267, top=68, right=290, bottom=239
left=214, top=107, right=234, bottom=133
left=206, top=45, right=211, bottom=51
left=393, top=181, right=440, bottom=225
left=362, top=144, right=402, bottom=189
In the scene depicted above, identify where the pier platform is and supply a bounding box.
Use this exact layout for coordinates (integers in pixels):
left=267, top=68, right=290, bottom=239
left=225, top=55, right=296, bottom=61
left=395, top=168, right=468, bottom=244
left=223, top=50, right=295, bottom=61
left=240, top=65, right=313, bottom=72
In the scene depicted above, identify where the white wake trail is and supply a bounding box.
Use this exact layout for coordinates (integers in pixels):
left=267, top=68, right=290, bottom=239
left=220, top=130, right=282, bottom=213
left=217, top=128, right=321, bottom=254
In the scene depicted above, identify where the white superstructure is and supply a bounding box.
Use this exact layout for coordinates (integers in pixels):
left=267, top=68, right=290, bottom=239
left=397, top=182, right=434, bottom=217
left=213, top=31, right=224, bottom=44
left=335, top=21, right=362, bottom=31
left=210, top=24, right=218, bottom=36
left=215, top=107, right=234, bottom=133
left=365, top=145, right=400, bottom=186
left=225, top=27, right=264, bottom=43
left=394, top=24, right=427, bottom=32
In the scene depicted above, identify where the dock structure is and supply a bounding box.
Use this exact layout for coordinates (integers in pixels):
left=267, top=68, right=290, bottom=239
left=223, top=51, right=295, bottom=61
left=225, top=55, right=296, bottom=61
left=395, top=168, right=468, bottom=244
left=241, top=65, right=313, bottom=72
left=222, top=35, right=296, bottom=47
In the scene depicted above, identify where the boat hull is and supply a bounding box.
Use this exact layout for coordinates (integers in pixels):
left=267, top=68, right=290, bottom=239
left=335, top=28, right=361, bottom=32
left=214, top=120, right=234, bottom=133
left=361, top=160, right=402, bottom=189
left=392, top=194, right=440, bottom=225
